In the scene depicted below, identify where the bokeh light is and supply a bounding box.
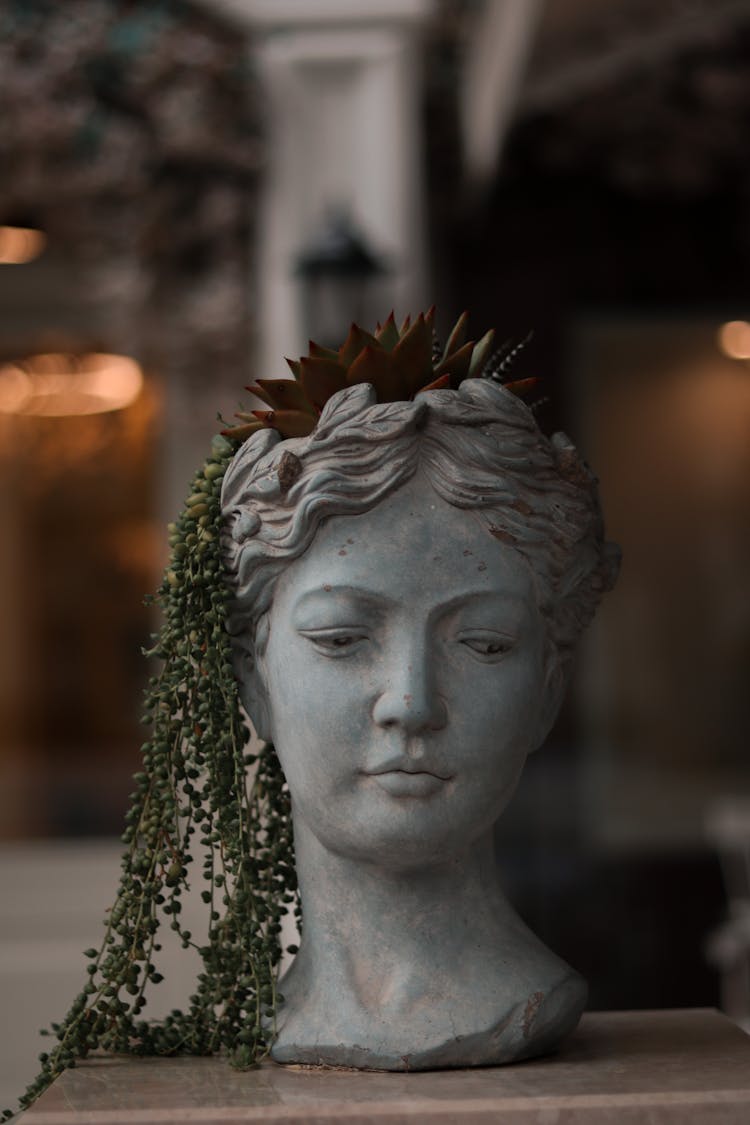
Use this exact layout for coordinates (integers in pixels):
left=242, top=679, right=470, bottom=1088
left=717, top=320, right=750, bottom=360
left=0, top=353, right=143, bottom=416
left=0, top=225, right=46, bottom=264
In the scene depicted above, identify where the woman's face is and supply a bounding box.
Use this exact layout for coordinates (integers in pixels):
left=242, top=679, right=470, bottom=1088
left=255, top=472, right=557, bottom=869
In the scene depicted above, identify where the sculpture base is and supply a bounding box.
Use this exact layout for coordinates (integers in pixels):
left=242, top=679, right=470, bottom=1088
left=23, top=1010, right=750, bottom=1124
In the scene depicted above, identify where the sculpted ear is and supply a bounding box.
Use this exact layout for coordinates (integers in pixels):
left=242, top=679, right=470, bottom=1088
left=231, top=634, right=272, bottom=743
left=532, top=647, right=570, bottom=752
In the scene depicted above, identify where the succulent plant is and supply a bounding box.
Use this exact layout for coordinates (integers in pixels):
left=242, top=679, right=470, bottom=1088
left=222, top=309, right=534, bottom=443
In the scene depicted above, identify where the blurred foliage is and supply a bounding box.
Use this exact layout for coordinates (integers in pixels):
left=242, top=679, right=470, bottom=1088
left=0, top=0, right=263, bottom=375
left=0, top=0, right=261, bottom=248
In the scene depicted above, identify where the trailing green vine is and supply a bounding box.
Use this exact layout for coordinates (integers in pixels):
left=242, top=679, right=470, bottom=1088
left=4, top=433, right=298, bottom=1121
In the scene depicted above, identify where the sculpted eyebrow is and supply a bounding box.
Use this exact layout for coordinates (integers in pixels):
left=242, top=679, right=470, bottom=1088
left=425, top=589, right=528, bottom=632
left=434, top=589, right=526, bottom=614
left=291, top=587, right=395, bottom=618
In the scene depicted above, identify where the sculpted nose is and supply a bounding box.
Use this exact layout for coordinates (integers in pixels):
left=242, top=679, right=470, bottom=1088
left=371, top=650, right=447, bottom=734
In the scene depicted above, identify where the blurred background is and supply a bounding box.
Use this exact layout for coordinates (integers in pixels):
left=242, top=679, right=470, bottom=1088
left=1, top=0, right=750, bottom=1107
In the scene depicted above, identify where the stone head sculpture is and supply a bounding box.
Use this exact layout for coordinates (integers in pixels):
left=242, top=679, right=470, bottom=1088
left=220, top=373, right=619, bottom=1069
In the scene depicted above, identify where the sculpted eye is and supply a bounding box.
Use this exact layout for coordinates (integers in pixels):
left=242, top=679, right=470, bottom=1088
left=298, top=629, right=368, bottom=655
left=459, top=635, right=514, bottom=659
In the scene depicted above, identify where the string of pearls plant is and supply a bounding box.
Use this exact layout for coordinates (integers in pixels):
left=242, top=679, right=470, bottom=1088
left=5, top=434, right=299, bottom=1121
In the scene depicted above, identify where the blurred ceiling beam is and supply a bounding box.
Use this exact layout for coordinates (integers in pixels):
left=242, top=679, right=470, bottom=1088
left=210, top=0, right=431, bottom=29
left=522, top=0, right=750, bottom=113
left=461, top=0, right=545, bottom=189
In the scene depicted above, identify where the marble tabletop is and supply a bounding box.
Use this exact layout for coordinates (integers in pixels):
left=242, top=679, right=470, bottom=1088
left=22, top=1009, right=750, bottom=1124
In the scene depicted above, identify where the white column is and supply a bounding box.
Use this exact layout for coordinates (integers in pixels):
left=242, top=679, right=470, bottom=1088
left=215, top=0, right=435, bottom=377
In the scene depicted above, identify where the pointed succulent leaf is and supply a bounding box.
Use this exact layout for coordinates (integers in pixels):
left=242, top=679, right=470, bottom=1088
left=503, top=376, right=540, bottom=398
left=398, top=313, right=411, bottom=335
left=220, top=421, right=266, bottom=441
left=443, top=311, right=469, bottom=359
left=392, top=313, right=434, bottom=396
left=245, top=383, right=277, bottom=409
left=417, top=372, right=452, bottom=393
left=308, top=341, right=340, bottom=362
left=468, top=329, right=496, bottom=377
left=254, top=409, right=316, bottom=438
left=434, top=339, right=475, bottom=385
left=285, top=357, right=301, bottom=379
left=254, top=378, right=316, bottom=415
left=299, top=356, right=348, bottom=411
left=338, top=324, right=380, bottom=368
left=375, top=311, right=400, bottom=352
left=346, top=345, right=403, bottom=402
left=245, top=382, right=274, bottom=409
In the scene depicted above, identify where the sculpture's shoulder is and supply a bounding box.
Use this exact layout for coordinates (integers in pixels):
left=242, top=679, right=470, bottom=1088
left=405, top=961, right=587, bottom=1071
left=487, top=967, right=587, bottom=1063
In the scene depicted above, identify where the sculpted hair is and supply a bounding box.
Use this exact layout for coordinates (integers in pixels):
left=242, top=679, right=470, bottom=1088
left=221, top=380, right=620, bottom=669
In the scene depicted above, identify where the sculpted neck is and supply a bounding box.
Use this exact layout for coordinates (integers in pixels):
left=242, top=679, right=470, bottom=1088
left=291, top=813, right=515, bottom=973
left=272, top=811, right=586, bottom=1069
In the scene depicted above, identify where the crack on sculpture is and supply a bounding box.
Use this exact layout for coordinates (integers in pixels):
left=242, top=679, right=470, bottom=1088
left=523, top=991, right=546, bottom=1040
left=488, top=525, right=519, bottom=546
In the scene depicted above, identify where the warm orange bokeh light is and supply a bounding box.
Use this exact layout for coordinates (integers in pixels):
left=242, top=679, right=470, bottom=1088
left=0, top=353, right=144, bottom=416
left=0, top=225, right=47, bottom=264
left=717, top=320, right=750, bottom=361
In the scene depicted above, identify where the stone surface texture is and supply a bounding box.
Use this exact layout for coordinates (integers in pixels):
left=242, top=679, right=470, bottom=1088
left=24, top=1010, right=750, bottom=1124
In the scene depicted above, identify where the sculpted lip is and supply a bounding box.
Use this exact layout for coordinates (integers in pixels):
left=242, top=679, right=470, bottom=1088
left=363, top=758, right=453, bottom=798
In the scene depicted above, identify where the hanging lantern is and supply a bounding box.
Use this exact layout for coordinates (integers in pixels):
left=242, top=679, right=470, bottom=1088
left=295, top=208, right=388, bottom=349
